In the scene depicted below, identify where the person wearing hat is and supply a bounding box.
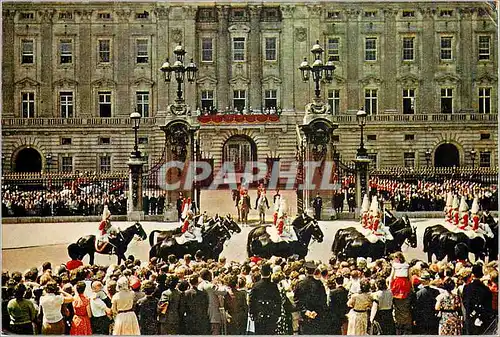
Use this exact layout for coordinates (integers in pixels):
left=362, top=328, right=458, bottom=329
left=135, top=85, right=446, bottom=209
left=369, top=196, right=382, bottom=233
left=451, top=195, right=460, bottom=227
left=294, top=261, right=327, bottom=334
left=276, top=197, right=290, bottom=236
left=180, top=210, right=197, bottom=240
left=248, top=263, right=281, bottom=334
left=444, top=192, right=453, bottom=223
left=273, top=191, right=281, bottom=226
left=462, top=264, right=494, bottom=335
left=360, top=194, right=370, bottom=229
left=312, top=193, right=323, bottom=221
left=98, top=205, right=119, bottom=246
left=413, top=272, right=440, bottom=335
left=458, top=196, right=469, bottom=230
left=471, top=196, right=480, bottom=232
left=180, top=197, right=192, bottom=221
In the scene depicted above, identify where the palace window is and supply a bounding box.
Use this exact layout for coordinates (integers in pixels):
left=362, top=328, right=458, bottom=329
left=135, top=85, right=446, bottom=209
left=201, top=38, right=213, bottom=62
left=365, top=89, right=378, bottom=115
left=21, top=39, right=34, bottom=64
left=480, top=133, right=490, bottom=140
left=365, top=37, right=377, bottom=61
left=201, top=90, right=214, bottom=110
left=402, top=89, right=415, bottom=114
left=59, top=12, right=73, bottom=20
left=136, top=39, right=148, bottom=63
left=265, top=37, right=277, bottom=61
left=136, top=91, right=149, bottom=117
left=479, top=88, right=491, bottom=114
left=365, top=11, right=377, bottom=18
left=233, top=90, right=246, bottom=112
left=61, top=137, right=72, bottom=145
left=60, top=91, right=74, bottom=118
left=99, top=137, right=110, bottom=145
left=404, top=152, right=415, bottom=168
left=327, top=38, right=340, bottom=61
left=479, top=151, right=491, bottom=167
left=60, top=39, right=73, bottom=64
left=61, top=156, right=73, bottom=173
left=367, top=135, right=377, bottom=141
left=98, top=91, right=112, bottom=117
left=327, top=11, right=340, bottom=19
left=328, top=89, right=340, bottom=114
left=99, top=155, right=111, bottom=172
left=136, top=11, right=149, bottom=19
left=440, top=37, right=452, bottom=60
left=233, top=37, right=246, bottom=61
left=20, top=12, right=35, bottom=20
left=441, top=88, right=453, bottom=113
left=264, top=89, right=277, bottom=109
left=21, top=92, right=35, bottom=118
left=98, top=12, right=111, bottom=20
left=404, top=134, right=415, bottom=141
left=402, top=10, right=415, bottom=17
left=402, top=37, right=414, bottom=61
left=138, top=137, right=148, bottom=144
left=479, top=36, right=491, bottom=60
left=98, top=39, right=110, bottom=63
left=440, top=10, right=453, bottom=17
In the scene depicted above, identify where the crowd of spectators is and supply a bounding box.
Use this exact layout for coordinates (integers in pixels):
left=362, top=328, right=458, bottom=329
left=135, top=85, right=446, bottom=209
left=1, top=188, right=127, bottom=217
left=369, top=178, right=498, bottom=212
left=2, top=250, right=498, bottom=335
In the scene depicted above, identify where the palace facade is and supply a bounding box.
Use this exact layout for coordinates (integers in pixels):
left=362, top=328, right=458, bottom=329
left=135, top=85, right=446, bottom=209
left=2, top=1, right=498, bottom=175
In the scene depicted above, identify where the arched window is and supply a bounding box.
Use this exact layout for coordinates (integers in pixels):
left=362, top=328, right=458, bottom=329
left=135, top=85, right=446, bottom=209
left=223, top=135, right=257, bottom=173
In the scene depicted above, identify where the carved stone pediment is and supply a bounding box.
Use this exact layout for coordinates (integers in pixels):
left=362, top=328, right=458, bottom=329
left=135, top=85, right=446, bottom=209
left=228, top=24, right=250, bottom=34
left=435, top=73, right=461, bottom=84
left=359, top=75, right=383, bottom=86
left=92, top=78, right=117, bottom=88
left=229, top=75, right=250, bottom=86
left=132, top=77, right=154, bottom=87
left=397, top=74, right=421, bottom=86
left=262, top=75, right=282, bottom=85
left=476, top=73, right=497, bottom=85
left=53, top=78, right=78, bottom=87
left=197, top=75, right=218, bottom=85
left=15, top=77, right=40, bottom=88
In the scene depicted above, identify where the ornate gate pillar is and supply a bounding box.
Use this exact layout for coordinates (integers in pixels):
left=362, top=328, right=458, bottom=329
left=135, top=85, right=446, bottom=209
left=127, top=156, right=145, bottom=221
left=298, top=106, right=338, bottom=219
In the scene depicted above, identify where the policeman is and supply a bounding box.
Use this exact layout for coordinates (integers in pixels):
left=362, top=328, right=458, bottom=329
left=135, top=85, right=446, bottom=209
left=312, top=193, right=322, bottom=220
left=249, top=263, right=281, bottom=334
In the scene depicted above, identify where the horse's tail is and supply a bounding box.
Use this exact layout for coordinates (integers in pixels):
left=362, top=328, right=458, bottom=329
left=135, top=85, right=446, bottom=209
left=149, top=230, right=162, bottom=247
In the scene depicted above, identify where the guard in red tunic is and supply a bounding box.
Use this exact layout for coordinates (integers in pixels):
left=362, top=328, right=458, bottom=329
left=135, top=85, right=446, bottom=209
left=458, top=196, right=469, bottom=230
left=180, top=197, right=192, bottom=220
left=98, top=205, right=118, bottom=243
left=451, top=195, right=460, bottom=227
left=360, top=194, right=370, bottom=229
left=181, top=210, right=195, bottom=234
left=471, top=197, right=480, bottom=231
left=369, top=196, right=381, bottom=233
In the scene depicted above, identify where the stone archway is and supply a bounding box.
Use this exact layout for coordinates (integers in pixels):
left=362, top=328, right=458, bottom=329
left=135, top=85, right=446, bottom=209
left=14, top=147, right=43, bottom=172
left=223, top=135, right=257, bottom=173
left=434, top=143, right=460, bottom=167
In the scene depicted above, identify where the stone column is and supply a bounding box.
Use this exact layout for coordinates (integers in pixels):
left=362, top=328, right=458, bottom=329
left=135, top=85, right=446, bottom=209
left=383, top=9, right=397, bottom=112
left=155, top=6, right=170, bottom=113
left=280, top=4, right=296, bottom=112
left=39, top=9, right=54, bottom=117
left=354, top=157, right=370, bottom=217
left=420, top=8, right=436, bottom=113
left=249, top=5, right=262, bottom=110
left=2, top=9, right=15, bottom=117
left=127, top=156, right=145, bottom=221
left=216, top=6, right=230, bottom=110
left=459, top=8, right=473, bottom=110
left=78, top=10, right=92, bottom=117
left=345, top=9, right=360, bottom=111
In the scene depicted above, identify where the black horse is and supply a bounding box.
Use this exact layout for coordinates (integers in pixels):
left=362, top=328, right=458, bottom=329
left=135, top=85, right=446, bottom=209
left=149, top=217, right=236, bottom=261
left=148, top=215, right=220, bottom=247
left=68, top=222, right=147, bottom=265
left=481, top=213, right=498, bottom=261
left=438, top=230, right=487, bottom=262
left=423, top=224, right=450, bottom=262
left=331, top=223, right=417, bottom=260
left=247, top=214, right=324, bottom=259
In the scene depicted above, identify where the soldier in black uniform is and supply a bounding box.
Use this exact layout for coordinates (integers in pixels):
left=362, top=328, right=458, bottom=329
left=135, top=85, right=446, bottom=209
left=294, top=261, right=328, bottom=335
left=248, top=264, right=281, bottom=335
left=312, top=193, right=322, bottom=220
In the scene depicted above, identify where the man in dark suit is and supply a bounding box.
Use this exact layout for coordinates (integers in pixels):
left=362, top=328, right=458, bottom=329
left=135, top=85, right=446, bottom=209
left=413, top=272, right=440, bottom=335
left=328, top=275, right=348, bottom=335
left=312, top=194, right=322, bottom=220
left=181, top=274, right=210, bottom=335
left=142, top=192, right=149, bottom=215
left=248, top=263, right=281, bottom=335
left=462, top=264, right=494, bottom=335
left=294, top=261, right=328, bottom=334
left=157, top=192, right=165, bottom=215
left=176, top=192, right=184, bottom=221
left=149, top=193, right=158, bottom=215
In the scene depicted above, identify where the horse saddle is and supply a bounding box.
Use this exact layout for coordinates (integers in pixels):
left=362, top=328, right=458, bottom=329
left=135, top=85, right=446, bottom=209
left=175, top=228, right=203, bottom=245
left=95, top=239, right=114, bottom=253
left=266, top=226, right=297, bottom=243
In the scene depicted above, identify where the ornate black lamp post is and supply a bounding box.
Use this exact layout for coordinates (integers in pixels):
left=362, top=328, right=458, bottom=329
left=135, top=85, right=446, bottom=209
left=160, top=43, right=198, bottom=105
left=470, top=149, right=477, bottom=168
left=299, top=40, right=335, bottom=100
left=45, top=153, right=52, bottom=172
left=130, top=111, right=141, bottom=158
left=356, top=109, right=368, bottom=158
left=425, top=149, right=432, bottom=167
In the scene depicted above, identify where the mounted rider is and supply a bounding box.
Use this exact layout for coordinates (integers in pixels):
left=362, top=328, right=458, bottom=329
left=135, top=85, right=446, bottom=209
left=451, top=195, right=460, bottom=227
left=98, top=205, right=119, bottom=247
left=181, top=197, right=193, bottom=220
left=276, top=197, right=290, bottom=236
left=256, top=188, right=270, bottom=209
left=362, top=196, right=393, bottom=243
left=458, top=196, right=469, bottom=230
left=273, top=192, right=281, bottom=226
left=254, top=182, right=266, bottom=209
left=444, top=192, right=453, bottom=223
left=179, top=210, right=202, bottom=243
left=360, top=194, right=370, bottom=229
left=471, top=196, right=480, bottom=232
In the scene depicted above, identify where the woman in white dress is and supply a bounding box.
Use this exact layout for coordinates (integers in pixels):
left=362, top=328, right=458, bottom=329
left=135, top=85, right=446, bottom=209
left=111, top=277, right=140, bottom=335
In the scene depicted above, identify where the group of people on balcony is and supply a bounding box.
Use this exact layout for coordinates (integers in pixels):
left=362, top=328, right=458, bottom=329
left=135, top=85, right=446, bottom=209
left=197, top=106, right=281, bottom=116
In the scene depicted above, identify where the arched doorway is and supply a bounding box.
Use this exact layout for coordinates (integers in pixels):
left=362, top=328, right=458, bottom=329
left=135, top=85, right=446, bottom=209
left=434, top=143, right=460, bottom=167
left=223, top=135, right=257, bottom=173
left=15, top=147, right=43, bottom=172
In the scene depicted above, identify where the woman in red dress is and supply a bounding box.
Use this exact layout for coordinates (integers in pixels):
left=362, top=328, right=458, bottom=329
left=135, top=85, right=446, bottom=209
left=70, top=281, right=93, bottom=335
